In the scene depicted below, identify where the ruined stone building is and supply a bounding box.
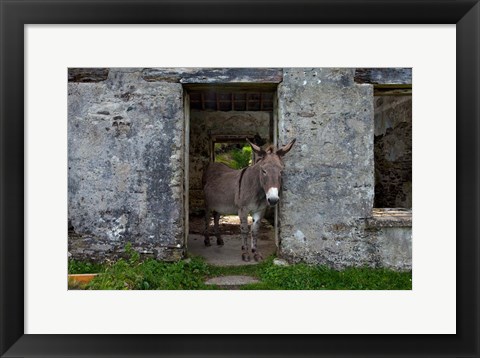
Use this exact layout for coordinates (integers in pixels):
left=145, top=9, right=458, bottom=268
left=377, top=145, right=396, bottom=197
left=68, top=68, right=412, bottom=270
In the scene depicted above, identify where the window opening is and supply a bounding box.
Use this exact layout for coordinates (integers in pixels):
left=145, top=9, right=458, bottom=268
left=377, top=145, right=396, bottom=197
left=373, top=90, right=412, bottom=209
left=214, top=141, right=253, bottom=169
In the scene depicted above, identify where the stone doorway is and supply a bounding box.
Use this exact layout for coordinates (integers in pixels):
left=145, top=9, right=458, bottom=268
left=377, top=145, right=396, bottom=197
left=184, top=84, right=279, bottom=265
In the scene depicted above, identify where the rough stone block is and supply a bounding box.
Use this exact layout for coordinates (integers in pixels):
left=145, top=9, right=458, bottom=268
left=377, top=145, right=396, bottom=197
left=374, top=227, right=412, bottom=270
left=68, top=68, right=185, bottom=252
left=277, top=68, right=376, bottom=268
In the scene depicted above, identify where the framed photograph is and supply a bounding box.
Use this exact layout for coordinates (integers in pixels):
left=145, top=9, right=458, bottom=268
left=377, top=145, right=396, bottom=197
left=1, top=1, right=479, bottom=357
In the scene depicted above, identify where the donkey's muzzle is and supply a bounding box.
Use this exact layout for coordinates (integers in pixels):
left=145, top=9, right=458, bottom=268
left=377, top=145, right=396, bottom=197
left=266, top=187, right=279, bottom=207
left=267, top=197, right=279, bottom=206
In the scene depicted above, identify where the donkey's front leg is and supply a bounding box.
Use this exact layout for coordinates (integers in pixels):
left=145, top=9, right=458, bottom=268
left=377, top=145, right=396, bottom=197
left=213, top=211, right=224, bottom=246
left=203, top=209, right=211, bottom=247
left=238, top=208, right=250, bottom=262
left=251, top=210, right=265, bottom=261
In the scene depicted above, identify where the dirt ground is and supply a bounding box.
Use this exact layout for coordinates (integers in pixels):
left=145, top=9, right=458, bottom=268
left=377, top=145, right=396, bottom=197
left=188, top=214, right=276, bottom=266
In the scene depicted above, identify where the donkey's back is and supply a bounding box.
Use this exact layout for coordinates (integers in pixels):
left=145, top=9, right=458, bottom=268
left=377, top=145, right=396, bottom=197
left=202, top=162, right=240, bottom=215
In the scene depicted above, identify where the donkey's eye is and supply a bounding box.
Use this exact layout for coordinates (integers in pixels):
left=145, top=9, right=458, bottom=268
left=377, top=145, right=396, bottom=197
left=262, top=169, right=267, bottom=175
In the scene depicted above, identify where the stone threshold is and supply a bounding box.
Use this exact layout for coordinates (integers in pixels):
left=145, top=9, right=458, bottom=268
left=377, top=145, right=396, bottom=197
left=205, top=275, right=260, bottom=288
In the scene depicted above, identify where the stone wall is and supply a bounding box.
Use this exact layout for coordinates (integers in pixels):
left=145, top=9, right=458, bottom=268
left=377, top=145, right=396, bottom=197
left=366, top=209, right=412, bottom=270
left=277, top=68, right=376, bottom=267
left=276, top=68, right=411, bottom=270
left=189, top=110, right=271, bottom=212
left=68, top=68, right=185, bottom=261
left=68, top=67, right=412, bottom=270
left=373, top=96, right=412, bottom=208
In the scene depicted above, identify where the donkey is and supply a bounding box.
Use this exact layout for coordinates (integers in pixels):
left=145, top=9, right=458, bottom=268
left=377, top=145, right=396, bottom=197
left=202, top=138, right=296, bottom=261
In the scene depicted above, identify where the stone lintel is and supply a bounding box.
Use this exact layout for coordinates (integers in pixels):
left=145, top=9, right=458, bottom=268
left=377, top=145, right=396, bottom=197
left=142, top=68, right=283, bottom=84
left=68, top=68, right=109, bottom=82
left=355, top=68, right=412, bottom=86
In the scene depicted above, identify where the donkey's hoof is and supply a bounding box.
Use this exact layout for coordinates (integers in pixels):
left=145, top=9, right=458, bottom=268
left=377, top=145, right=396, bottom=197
left=254, top=253, right=264, bottom=262
left=242, top=253, right=251, bottom=262
left=216, top=238, right=224, bottom=246
left=204, top=239, right=211, bottom=247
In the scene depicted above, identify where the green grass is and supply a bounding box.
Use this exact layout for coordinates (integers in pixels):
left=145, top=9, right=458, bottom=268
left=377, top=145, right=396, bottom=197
left=86, top=256, right=211, bottom=290
left=68, top=249, right=412, bottom=290
left=76, top=245, right=212, bottom=290
left=253, top=258, right=411, bottom=290
left=215, top=144, right=252, bottom=169
left=68, top=259, right=106, bottom=274
left=206, top=256, right=411, bottom=290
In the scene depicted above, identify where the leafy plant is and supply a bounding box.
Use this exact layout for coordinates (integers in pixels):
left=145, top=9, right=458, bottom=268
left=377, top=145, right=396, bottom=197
left=215, top=144, right=252, bottom=169
left=230, top=145, right=252, bottom=169
left=86, top=249, right=211, bottom=290
left=68, top=259, right=106, bottom=274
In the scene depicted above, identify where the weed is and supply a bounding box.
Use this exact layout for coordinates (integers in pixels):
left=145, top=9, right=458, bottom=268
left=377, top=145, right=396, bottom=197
left=86, top=251, right=211, bottom=290
left=68, top=260, right=106, bottom=274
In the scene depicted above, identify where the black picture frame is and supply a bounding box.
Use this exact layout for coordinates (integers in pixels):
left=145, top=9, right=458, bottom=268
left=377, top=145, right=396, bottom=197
left=1, top=1, right=479, bottom=357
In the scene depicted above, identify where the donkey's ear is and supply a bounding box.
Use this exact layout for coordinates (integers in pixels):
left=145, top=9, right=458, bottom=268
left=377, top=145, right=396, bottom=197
left=246, top=138, right=266, bottom=157
left=277, top=138, right=296, bottom=157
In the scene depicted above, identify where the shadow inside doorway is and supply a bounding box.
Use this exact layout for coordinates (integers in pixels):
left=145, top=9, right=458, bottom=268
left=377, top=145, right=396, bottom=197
left=188, top=214, right=276, bottom=266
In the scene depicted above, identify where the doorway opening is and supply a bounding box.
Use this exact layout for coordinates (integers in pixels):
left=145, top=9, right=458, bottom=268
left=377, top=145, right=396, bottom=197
left=184, top=84, right=278, bottom=265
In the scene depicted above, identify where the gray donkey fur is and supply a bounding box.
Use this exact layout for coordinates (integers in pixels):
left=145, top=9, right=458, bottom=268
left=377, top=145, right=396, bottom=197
left=202, top=138, right=295, bottom=261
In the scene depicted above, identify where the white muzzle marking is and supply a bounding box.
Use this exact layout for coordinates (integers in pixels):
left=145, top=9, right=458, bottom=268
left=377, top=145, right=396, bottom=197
left=266, top=187, right=279, bottom=202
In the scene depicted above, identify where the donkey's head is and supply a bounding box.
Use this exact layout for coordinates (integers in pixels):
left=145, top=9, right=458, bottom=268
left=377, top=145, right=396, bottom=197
left=246, top=138, right=296, bottom=207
